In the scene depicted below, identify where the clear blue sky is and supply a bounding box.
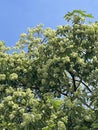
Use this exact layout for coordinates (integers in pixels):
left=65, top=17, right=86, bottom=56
left=0, top=0, right=98, bottom=46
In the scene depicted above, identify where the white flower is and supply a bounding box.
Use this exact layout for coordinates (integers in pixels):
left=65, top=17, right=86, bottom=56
left=20, top=33, right=26, bottom=38
left=0, top=74, right=6, bottom=80
left=9, top=73, right=18, bottom=80
left=71, top=52, right=78, bottom=58
left=62, top=56, right=70, bottom=63
left=77, top=58, right=85, bottom=65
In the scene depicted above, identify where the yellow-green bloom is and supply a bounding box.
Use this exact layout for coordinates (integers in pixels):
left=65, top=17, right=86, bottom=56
left=9, top=73, right=18, bottom=80
left=0, top=74, right=6, bottom=80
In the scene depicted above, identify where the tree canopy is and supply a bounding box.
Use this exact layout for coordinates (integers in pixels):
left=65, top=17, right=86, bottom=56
left=0, top=10, right=98, bottom=130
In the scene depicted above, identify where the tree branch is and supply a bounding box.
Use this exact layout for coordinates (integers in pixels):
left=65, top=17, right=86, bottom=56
left=81, top=81, right=92, bottom=93
left=75, top=79, right=92, bottom=93
left=56, top=89, right=68, bottom=96
left=76, top=79, right=82, bottom=88
left=69, top=71, right=77, bottom=92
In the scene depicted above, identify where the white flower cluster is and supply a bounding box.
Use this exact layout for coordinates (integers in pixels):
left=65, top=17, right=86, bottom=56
left=71, top=52, right=78, bottom=58
left=20, top=33, right=27, bottom=38
left=0, top=74, right=6, bottom=80
left=77, top=58, right=85, bottom=66
left=44, top=28, right=56, bottom=38
left=62, top=56, right=70, bottom=63
left=9, top=73, right=18, bottom=80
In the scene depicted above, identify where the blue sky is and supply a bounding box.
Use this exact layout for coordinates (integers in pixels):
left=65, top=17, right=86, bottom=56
left=0, top=0, right=98, bottom=46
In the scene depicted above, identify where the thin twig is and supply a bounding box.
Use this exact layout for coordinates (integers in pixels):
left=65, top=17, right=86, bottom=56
left=56, top=89, right=68, bottom=96
left=75, top=79, right=92, bottom=93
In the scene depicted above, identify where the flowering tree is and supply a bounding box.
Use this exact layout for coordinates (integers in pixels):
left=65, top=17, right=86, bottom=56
left=0, top=10, right=98, bottom=129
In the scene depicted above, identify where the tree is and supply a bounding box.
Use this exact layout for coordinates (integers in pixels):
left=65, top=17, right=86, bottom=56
left=0, top=10, right=98, bottom=129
